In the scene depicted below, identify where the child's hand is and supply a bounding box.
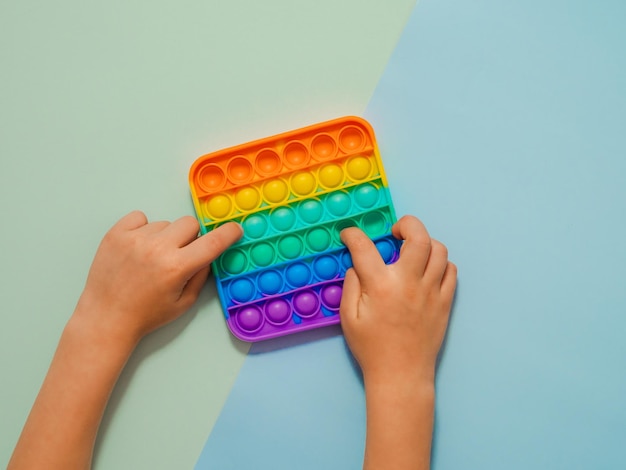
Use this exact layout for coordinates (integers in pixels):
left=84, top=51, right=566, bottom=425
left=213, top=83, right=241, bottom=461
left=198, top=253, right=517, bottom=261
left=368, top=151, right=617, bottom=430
left=75, top=211, right=242, bottom=344
left=340, top=215, right=457, bottom=384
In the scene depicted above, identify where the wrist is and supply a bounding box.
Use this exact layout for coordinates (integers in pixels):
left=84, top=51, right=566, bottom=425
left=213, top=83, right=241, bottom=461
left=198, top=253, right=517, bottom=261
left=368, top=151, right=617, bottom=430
left=362, top=359, right=437, bottom=390
left=68, top=298, right=141, bottom=357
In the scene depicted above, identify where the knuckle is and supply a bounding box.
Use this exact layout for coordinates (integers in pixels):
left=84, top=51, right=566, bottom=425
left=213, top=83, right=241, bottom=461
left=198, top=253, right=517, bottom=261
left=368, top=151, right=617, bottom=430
left=182, top=215, right=200, bottom=230
left=448, top=261, right=458, bottom=276
left=432, top=240, right=448, bottom=259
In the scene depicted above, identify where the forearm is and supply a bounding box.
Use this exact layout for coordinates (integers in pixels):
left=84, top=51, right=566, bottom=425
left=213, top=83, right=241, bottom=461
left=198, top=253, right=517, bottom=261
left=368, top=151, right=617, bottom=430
left=362, top=374, right=435, bottom=470
left=9, top=307, right=137, bottom=470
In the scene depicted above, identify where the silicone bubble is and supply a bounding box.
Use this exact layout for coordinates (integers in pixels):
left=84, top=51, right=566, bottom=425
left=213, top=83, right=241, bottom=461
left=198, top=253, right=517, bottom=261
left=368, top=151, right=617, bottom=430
left=229, top=278, right=256, bottom=303
left=242, top=214, right=269, bottom=239
left=285, top=262, right=312, bottom=288
left=290, top=171, right=317, bottom=196
left=333, top=219, right=358, bottom=243
left=269, top=206, right=296, bottom=232
left=375, top=239, right=396, bottom=263
left=283, top=141, right=310, bottom=168
left=262, top=179, right=289, bottom=204
left=255, top=149, right=282, bottom=176
left=298, top=199, right=324, bottom=224
left=326, top=191, right=351, bottom=217
left=250, top=242, right=275, bottom=267
left=292, top=289, right=320, bottom=318
left=306, top=227, right=332, bottom=252
left=236, top=306, right=264, bottom=333
left=197, top=164, right=226, bottom=193
left=205, top=194, right=233, bottom=220
left=264, top=298, right=292, bottom=325
left=227, top=156, right=254, bottom=184
left=361, top=211, right=388, bottom=237
left=257, top=270, right=284, bottom=295
left=318, top=163, right=344, bottom=189
left=311, top=133, right=338, bottom=160
left=234, top=186, right=261, bottom=211
left=313, top=255, right=340, bottom=280
left=221, top=248, right=248, bottom=275
left=345, top=156, right=372, bottom=182
left=277, top=234, right=304, bottom=260
left=341, top=251, right=353, bottom=270
left=353, top=183, right=380, bottom=209
left=320, top=284, right=342, bottom=310
left=338, top=125, right=366, bottom=153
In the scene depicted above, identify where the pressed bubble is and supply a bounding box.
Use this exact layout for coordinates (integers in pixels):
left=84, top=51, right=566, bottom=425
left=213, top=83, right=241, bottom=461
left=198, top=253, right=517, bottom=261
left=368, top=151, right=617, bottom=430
left=283, top=141, right=310, bottom=168
left=333, top=219, right=358, bottom=243
left=198, top=164, right=226, bottom=192
left=227, top=157, right=253, bottom=183
left=311, top=133, right=337, bottom=160
left=338, top=125, right=366, bottom=153
left=255, top=149, right=281, bottom=175
left=361, top=211, right=388, bottom=237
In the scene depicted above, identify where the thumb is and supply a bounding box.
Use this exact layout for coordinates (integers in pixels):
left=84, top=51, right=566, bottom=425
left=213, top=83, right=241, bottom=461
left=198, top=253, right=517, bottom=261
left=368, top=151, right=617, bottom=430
left=340, top=268, right=361, bottom=328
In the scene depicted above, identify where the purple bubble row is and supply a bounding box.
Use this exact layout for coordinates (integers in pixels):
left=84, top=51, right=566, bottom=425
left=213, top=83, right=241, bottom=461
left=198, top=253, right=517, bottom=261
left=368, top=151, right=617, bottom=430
left=228, top=283, right=344, bottom=335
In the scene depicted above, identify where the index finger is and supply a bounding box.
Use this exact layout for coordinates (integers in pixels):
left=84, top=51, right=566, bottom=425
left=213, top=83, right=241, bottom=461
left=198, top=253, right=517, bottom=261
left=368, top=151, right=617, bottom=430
left=181, top=222, right=243, bottom=274
left=340, top=227, right=386, bottom=288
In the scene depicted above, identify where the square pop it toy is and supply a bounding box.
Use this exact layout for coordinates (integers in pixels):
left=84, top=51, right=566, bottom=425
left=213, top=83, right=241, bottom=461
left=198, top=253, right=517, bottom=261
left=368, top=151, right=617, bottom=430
left=188, top=117, right=400, bottom=342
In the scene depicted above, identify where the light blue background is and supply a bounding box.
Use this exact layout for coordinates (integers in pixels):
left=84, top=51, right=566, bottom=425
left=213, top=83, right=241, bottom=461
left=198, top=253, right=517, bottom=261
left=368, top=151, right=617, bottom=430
left=199, top=0, right=626, bottom=468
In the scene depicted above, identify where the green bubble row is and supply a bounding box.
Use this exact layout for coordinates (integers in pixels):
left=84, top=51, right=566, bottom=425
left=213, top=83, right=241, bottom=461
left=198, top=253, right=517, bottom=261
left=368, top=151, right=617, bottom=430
left=216, top=206, right=394, bottom=278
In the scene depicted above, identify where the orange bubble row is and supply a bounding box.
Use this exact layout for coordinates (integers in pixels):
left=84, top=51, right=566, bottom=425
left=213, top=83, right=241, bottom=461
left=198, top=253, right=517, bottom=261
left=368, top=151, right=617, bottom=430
left=191, top=122, right=373, bottom=198
left=200, top=155, right=379, bottom=222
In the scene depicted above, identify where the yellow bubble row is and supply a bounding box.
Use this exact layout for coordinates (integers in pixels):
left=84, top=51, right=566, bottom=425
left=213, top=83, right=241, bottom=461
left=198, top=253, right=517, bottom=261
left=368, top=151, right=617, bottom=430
left=202, top=155, right=377, bottom=221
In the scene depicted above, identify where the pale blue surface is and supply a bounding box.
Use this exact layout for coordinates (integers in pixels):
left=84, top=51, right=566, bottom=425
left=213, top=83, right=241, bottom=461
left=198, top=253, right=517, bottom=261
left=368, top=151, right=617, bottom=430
left=198, top=1, right=626, bottom=468
left=195, top=327, right=366, bottom=470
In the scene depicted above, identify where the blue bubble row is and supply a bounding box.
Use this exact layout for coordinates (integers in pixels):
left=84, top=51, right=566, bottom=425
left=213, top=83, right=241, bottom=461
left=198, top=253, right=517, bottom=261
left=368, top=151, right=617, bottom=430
left=219, top=234, right=402, bottom=308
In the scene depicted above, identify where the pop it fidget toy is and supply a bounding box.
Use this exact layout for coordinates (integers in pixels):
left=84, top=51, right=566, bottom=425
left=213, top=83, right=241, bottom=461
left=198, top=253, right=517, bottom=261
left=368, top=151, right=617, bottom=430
left=189, top=117, right=400, bottom=342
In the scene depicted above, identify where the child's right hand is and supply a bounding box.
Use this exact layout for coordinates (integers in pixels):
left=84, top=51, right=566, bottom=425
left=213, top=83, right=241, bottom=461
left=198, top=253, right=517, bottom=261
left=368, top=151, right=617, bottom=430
left=74, top=211, right=243, bottom=346
left=340, top=215, right=457, bottom=385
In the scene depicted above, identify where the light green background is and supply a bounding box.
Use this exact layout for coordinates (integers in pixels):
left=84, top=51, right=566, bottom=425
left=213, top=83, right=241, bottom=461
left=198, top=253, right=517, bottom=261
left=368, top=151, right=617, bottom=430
left=0, top=1, right=414, bottom=468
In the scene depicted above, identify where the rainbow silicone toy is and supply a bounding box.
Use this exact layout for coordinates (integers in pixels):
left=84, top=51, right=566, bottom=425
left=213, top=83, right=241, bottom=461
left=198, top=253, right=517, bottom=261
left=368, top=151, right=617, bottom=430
left=188, top=116, right=399, bottom=342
